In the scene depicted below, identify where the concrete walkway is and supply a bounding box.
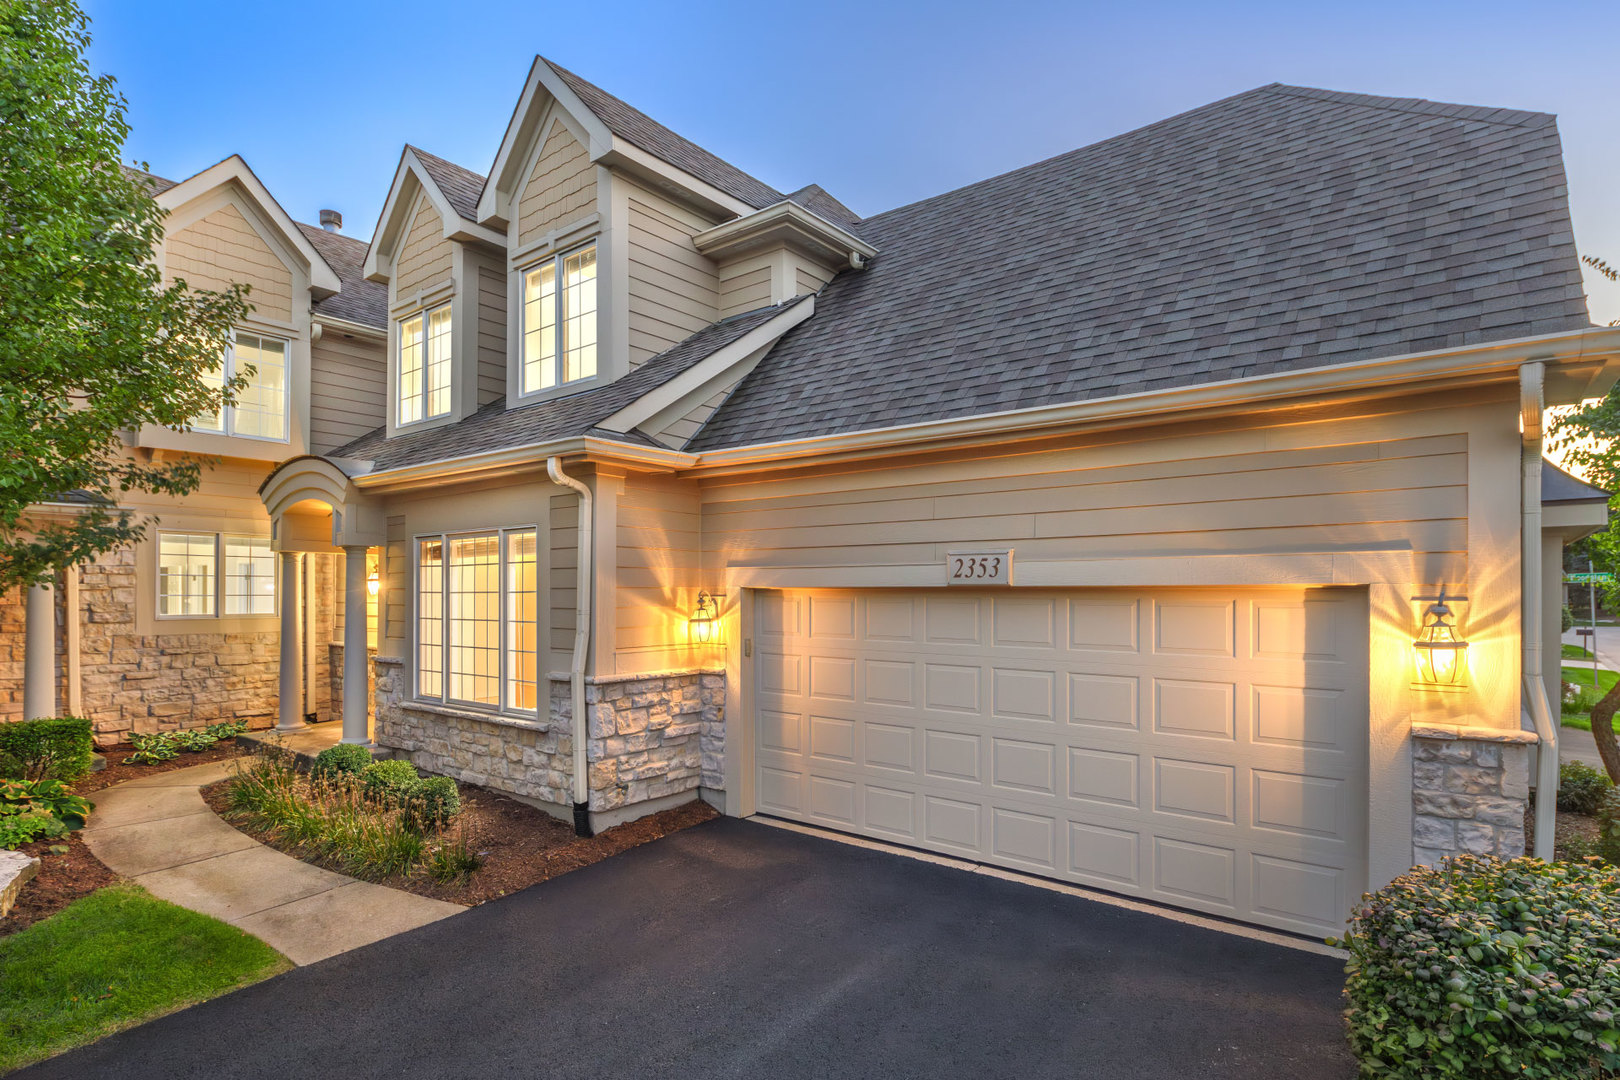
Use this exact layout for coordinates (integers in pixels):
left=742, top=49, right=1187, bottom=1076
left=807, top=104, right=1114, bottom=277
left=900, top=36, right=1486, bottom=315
left=83, top=759, right=460, bottom=966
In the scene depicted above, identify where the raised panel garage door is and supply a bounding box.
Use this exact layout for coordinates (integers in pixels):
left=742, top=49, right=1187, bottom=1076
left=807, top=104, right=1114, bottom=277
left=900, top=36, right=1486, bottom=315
left=753, top=587, right=1369, bottom=937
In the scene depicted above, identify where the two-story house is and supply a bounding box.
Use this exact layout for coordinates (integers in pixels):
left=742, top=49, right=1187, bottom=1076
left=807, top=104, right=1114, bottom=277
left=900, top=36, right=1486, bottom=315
left=4, top=155, right=387, bottom=738
left=14, top=57, right=1620, bottom=940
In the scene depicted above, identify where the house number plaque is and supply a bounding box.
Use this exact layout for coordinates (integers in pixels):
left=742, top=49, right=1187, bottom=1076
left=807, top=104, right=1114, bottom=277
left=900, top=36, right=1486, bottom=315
left=946, top=550, right=1013, bottom=585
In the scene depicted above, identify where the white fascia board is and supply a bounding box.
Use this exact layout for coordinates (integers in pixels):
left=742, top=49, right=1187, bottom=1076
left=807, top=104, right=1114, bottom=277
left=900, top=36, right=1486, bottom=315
left=596, top=297, right=815, bottom=434
left=599, top=138, right=756, bottom=219
left=693, top=200, right=878, bottom=265
left=158, top=155, right=341, bottom=294
left=312, top=314, right=387, bottom=340
left=479, top=56, right=615, bottom=225
left=349, top=435, right=696, bottom=491
left=689, top=326, right=1620, bottom=474
left=362, top=151, right=420, bottom=282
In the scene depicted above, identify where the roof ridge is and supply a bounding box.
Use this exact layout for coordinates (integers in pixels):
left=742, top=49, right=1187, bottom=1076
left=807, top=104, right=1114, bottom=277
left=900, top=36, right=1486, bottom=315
left=1264, top=83, right=1555, bottom=128
left=405, top=144, right=487, bottom=183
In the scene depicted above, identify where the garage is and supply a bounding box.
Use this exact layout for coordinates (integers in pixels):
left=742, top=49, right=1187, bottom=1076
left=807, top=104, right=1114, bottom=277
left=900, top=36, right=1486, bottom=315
left=753, top=587, right=1369, bottom=936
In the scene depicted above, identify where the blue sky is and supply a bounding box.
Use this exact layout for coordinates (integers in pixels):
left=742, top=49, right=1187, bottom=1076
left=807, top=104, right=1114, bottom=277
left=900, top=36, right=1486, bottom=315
left=83, top=0, right=1619, bottom=323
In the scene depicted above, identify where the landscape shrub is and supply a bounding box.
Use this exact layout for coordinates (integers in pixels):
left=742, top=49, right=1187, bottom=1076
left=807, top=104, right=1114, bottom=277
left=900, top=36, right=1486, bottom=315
left=404, top=775, right=461, bottom=830
left=424, top=825, right=480, bottom=884
left=360, top=759, right=419, bottom=805
left=1335, top=855, right=1620, bottom=1079
left=123, top=720, right=248, bottom=765
left=1600, top=789, right=1620, bottom=867
left=1559, top=761, right=1615, bottom=816
left=0, top=717, right=94, bottom=782
left=310, top=743, right=372, bottom=781
left=0, top=779, right=92, bottom=831
left=0, top=811, right=68, bottom=849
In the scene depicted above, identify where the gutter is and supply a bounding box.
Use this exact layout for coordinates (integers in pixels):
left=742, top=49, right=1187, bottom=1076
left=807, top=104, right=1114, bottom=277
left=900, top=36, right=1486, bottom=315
left=1520, top=362, right=1558, bottom=858
left=546, top=457, right=594, bottom=837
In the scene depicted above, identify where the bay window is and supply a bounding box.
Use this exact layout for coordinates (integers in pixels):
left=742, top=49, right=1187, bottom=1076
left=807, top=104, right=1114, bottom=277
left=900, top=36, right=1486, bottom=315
left=194, top=331, right=288, bottom=440
left=415, top=529, right=538, bottom=713
left=399, top=303, right=452, bottom=425
left=522, top=243, right=597, bottom=394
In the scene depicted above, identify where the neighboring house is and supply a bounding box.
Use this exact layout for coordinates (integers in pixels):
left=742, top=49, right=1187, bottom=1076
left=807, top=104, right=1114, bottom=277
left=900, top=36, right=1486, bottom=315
left=2, top=156, right=387, bottom=737
left=13, top=61, right=1620, bottom=939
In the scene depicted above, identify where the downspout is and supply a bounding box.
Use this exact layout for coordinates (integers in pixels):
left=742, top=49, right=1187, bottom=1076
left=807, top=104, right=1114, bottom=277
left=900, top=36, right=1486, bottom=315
left=546, top=457, right=594, bottom=837
left=1520, top=361, right=1558, bottom=858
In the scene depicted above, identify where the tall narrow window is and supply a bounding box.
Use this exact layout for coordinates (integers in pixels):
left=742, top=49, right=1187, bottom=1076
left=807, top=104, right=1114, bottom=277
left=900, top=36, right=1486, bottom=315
left=506, top=530, right=538, bottom=711
left=223, top=536, right=276, bottom=615
left=522, top=243, right=596, bottom=394
left=398, top=304, right=451, bottom=425
left=415, top=528, right=539, bottom=714
left=189, top=332, right=288, bottom=440
left=158, top=533, right=217, bottom=616
left=418, top=539, right=444, bottom=698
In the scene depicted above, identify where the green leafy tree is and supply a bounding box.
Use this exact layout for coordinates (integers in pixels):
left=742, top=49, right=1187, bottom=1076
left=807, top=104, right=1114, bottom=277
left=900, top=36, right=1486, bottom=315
left=0, top=0, right=250, bottom=591
left=1549, top=255, right=1620, bottom=780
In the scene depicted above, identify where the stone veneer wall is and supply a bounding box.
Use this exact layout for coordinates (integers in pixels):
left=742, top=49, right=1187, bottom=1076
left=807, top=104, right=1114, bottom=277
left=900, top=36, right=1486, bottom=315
left=328, top=643, right=377, bottom=729
left=1411, top=723, right=1534, bottom=865
left=373, top=658, right=726, bottom=820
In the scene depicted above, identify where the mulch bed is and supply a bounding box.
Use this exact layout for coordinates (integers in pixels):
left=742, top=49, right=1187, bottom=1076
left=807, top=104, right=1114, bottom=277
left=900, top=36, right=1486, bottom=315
left=0, top=830, right=119, bottom=937
left=1556, top=810, right=1601, bottom=862
left=75, top=741, right=248, bottom=794
left=200, top=774, right=717, bottom=906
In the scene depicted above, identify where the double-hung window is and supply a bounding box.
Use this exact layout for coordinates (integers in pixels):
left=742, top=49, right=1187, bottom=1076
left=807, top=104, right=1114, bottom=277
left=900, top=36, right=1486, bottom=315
left=415, top=528, right=538, bottom=712
left=194, top=332, right=288, bottom=440
left=398, top=303, right=452, bottom=425
left=157, top=532, right=276, bottom=617
left=521, top=243, right=597, bottom=394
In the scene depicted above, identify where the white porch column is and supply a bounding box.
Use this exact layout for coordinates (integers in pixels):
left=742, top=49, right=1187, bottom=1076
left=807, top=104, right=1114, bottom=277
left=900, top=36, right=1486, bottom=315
left=23, top=579, right=56, bottom=719
left=278, top=552, right=305, bottom=731
left=341, top=545, right=370, bottom=745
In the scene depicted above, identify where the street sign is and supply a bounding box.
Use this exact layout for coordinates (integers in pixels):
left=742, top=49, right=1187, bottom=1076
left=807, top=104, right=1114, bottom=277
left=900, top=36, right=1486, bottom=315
left=1567, top=572, right=1616, bottom=584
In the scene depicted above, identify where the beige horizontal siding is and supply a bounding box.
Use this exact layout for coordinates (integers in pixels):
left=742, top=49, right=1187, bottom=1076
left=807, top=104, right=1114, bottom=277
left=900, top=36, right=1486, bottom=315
left=550, top=493, right=579, bottom=670
left=477, top=265, right=506, bottom=405
left=519, top=118, right=595, bottom=247
left=613, top=475, right=703, bottom=671
left=719, top=264, right=773, bottom=318
left=626, top=185, right=719, bottom=368
left=395, top=193, right=453, bottom=299
left=647, top=387, right=732, bottom=449
left=165, top=202, right=293, bottom=322
left=795, top=261, right=834, bottom=296
left=309, top=332, right=387, bottom=454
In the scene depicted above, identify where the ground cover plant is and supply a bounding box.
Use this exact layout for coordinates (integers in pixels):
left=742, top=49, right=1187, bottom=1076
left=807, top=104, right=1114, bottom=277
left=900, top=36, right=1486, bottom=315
left=1335, top=855, right=1620, bottom=1079
left=0, top=717, right=95, bottom=782
left=0, top=883, right=287, bottom=1072
left=122, top=720, right=247, bottom=765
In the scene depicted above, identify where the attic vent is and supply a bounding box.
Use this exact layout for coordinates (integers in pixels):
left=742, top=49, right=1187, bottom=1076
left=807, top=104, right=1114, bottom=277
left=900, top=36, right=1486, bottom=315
left=319, top=208, right=342, bottom=232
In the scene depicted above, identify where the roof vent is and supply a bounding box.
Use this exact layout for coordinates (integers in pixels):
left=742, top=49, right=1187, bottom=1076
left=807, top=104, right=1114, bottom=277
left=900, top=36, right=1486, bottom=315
left=319, top=208, right=342, bottom=232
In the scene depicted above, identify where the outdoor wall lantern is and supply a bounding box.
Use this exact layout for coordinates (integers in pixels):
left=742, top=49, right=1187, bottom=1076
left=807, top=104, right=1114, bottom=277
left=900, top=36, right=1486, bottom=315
left=1413, top=588, right=1468, bottom=687
left=366, top=568, right=380, bottom=597
left=690, top=591, right=719, bottom=644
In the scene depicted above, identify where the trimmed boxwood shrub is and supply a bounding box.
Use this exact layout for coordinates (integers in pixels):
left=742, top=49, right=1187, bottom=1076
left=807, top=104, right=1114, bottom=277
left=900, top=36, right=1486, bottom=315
left=406, top=775, right=461, bottom=830
left=360, top=759, right=419, bottom=805
left=1335, top=855, right=1620, bottom=1079
left=0, top=717, right=95, bottom=782
left=1560, top=761, right=1615, bottom=817
left=311, top=744, right=372, bottom=781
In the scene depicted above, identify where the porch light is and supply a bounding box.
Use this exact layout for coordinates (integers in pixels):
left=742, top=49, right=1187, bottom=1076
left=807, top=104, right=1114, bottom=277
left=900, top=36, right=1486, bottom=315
left=366, top=568, right=380, bottom=597
left=1413, top=589, right=1467, bottom=686
left=690, top=591, right=718, bottom=644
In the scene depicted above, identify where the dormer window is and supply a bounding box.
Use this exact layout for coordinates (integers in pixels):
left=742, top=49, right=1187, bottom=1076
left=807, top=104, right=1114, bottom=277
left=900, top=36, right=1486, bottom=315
left=521, top=243, right=597, bottom=394
left=399, top=303, right=452, bottom=425
left=194, top=331, right=288, bottom=441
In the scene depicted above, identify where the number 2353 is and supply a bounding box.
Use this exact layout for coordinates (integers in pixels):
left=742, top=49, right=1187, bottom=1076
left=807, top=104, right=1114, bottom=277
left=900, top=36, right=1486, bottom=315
left=950, top=555, right=1004, bottom=580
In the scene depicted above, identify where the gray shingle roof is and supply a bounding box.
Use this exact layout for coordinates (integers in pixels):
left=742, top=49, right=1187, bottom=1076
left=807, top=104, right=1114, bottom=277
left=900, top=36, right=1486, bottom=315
left=329, top=298, right=807, bottom=471
left=409, top=146, right=485, bottom=222
left=691, top=83, right=1594, bottom=450
left=1543, top=461, right=1610, bottom=504
left=542, top=57, right=784, bottom=211
left=123, top=165, right=178, bottom=195
left=298, top=224, right=386, bottom=329
left=784, top=184, right=863, bottom=233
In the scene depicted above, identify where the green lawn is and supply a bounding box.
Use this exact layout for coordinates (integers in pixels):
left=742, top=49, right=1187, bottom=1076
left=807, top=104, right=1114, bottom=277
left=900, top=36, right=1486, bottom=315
left=1563, top=661, right=1620, bottom=732
left=0, top=883, right=289, bottom=1073
left=1565, top=642, right=1597, bottom=662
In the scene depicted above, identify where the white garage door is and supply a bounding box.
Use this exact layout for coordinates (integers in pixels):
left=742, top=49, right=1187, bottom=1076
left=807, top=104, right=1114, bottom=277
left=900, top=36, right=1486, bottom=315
left=753, top=587, right=1369, bottom=937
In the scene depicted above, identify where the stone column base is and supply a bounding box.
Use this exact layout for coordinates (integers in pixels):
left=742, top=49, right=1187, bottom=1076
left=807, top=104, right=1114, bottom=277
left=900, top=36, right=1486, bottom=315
left=1411, top=723, right=1535, bottom=865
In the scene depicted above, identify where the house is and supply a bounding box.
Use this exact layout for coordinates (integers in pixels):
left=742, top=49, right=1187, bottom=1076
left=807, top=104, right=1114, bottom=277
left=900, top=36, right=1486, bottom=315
left=11, top=62, right=1620, bottom=939
left=3, top=156, right=388, bottom=737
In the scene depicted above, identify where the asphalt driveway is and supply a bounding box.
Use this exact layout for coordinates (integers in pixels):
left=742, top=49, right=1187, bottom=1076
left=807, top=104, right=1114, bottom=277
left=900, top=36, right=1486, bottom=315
left=16, top=817, right=1355, bottom=1080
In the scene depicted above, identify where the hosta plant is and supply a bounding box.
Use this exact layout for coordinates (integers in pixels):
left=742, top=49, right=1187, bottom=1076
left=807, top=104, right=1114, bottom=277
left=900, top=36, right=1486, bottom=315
left=0, top=779, right=92, bottom=831
left=1334, top=855, right=1620, bottom=1079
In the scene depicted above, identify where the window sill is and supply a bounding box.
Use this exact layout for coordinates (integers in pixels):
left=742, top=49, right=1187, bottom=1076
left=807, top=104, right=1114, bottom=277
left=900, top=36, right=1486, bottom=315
left=403, top=700, right=553, bottom=733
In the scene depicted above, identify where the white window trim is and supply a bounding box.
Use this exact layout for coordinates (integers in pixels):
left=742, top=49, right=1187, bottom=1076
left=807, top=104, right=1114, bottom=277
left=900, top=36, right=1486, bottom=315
left=193, top=330, right=291, bottom=443
left=412, top=527, right=539, bottom=716
left=396, top=301, right=453, bottom=429
left=155, top=531, right=278, bottom=620
left=517, top=241, right=598, bottom=401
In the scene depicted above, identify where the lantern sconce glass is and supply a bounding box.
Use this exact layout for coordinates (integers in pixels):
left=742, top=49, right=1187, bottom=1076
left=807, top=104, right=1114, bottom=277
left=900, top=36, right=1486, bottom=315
left=366, top=568, right=380, bottom=597
left=690, top=591, right=719, bottom=645
left=1413, top=588, right=1467, bottom=687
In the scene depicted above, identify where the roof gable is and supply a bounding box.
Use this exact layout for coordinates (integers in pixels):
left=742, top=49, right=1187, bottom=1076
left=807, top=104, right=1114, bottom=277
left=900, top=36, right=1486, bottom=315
left=363, top=146, right=501, bottom=283
left=692, top=83, right=1594, bottom=450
